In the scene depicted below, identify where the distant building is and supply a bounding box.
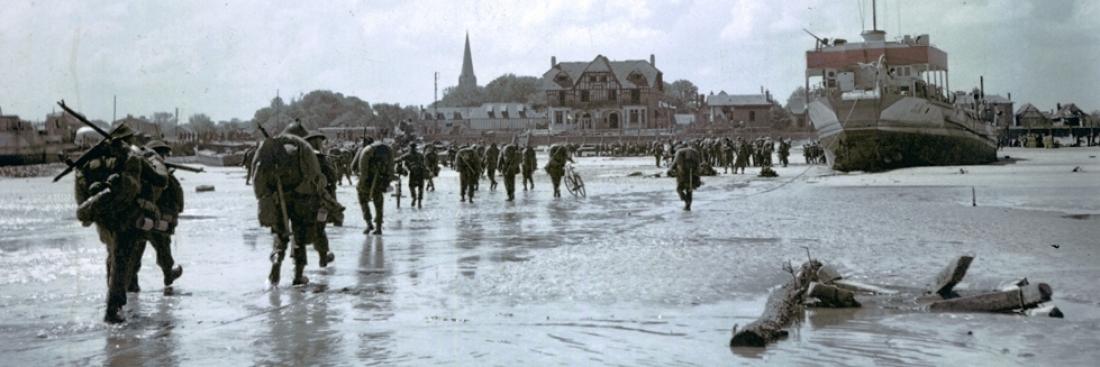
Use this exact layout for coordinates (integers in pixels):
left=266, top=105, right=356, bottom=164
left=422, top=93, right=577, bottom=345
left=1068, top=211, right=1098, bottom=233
left=954, top=92, right=1014, bottom=129
left=705, top=91, right=776, bottom=128
left=540, top=54, right=674, bottom=131
left=1051, top=103, right=1089, bottom=127
left=458, top=32, right=478, bottom=90
left=417, top=103, right=547, bottom=133
left=1014, top=103, right=1050, bottom=129
left=112, top=115, right=160, bottom=139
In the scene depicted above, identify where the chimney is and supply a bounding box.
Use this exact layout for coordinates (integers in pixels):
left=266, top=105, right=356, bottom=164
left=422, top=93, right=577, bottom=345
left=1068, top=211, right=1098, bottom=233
left=551, top=56, right=556, bottom=67
left=649, top=54, right=655, bottom=66
left=1007, top=92, right=1012, bottom=101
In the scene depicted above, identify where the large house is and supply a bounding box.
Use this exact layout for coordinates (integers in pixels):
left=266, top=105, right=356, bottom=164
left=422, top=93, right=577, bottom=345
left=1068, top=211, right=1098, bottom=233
left=540, top=55, right=674, bottom=131
left=705, top=91, right=776, bottom=128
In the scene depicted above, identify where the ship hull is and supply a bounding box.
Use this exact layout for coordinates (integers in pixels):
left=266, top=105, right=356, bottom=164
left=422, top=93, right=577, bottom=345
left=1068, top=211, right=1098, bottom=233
left=809, top=96, right=997, bottom=172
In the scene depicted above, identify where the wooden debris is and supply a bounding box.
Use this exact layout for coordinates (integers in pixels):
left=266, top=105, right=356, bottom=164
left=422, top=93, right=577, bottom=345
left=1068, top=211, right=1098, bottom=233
left=730, top=260, right=820, bottom=348
left=832, top=279, right=899, bottom=295
left=928, top=283, right=1052, bottom=313
left=807, top=282, right=861, bottom=308
left=816, top=265, right=842, bottom=283
left=195, top=185, right=215, bottom=192
left=1025, top=304, right=1064, bottom=318
left=927, top=255, right=974, bottom=297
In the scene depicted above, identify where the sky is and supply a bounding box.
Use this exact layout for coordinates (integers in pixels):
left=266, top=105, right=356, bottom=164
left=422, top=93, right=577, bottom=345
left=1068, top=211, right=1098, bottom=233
left=1, top=0, right=1097, bottom=122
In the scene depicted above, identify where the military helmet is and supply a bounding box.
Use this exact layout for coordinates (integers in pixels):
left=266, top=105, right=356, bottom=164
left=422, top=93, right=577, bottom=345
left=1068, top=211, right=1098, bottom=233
left=145, top=140, right=171, bottom=153
left=282, top=121, right=309, bottom=137
left=305, top=131, right=327, bottom=141
left=109, top=123, right=136, bottom=140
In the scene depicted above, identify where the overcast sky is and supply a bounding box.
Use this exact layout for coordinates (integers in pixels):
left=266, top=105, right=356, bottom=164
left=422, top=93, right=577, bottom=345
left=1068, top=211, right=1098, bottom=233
left=2, top=0, right=1097, bottom=122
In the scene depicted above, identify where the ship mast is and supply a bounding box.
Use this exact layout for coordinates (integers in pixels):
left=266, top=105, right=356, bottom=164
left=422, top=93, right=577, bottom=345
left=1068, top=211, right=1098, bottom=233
left=872, top=0, right=877, bottom=31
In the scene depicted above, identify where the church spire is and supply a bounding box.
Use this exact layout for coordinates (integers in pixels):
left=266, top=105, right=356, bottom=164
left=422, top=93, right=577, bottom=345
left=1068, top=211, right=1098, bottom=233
left=458, top=31, right=477, bottom=89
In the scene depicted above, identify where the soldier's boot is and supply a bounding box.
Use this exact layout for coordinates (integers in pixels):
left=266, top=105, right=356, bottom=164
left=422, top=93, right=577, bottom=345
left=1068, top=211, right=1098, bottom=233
left=269, top=250, right=285, bottom=285
left=363, top=221, right=374, bottom=234
left=372, top=222, right=382, bottom=235
left=292, top=263, right=309, bottom=286
left=165, top=265, right=183, bottom=287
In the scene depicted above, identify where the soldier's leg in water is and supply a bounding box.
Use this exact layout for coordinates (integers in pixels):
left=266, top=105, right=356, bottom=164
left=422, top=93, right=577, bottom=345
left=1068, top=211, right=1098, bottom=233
left=466, top=172, right=476, bottom=202
left=459, top=173, right=468, bottom=202
left=128, top=239, right=147, bottom=292
left=551, top=174, right=562, bottom=197
left=371, top=189, right=384, bottom=234
left=504, top=174, right=515, bottom=200
left=270, top=222, right=290, bottom=285
left=312, top=223, right=333, bottom=267
left=106, top=231, right=139, bottom=323
left=358, top=189, right=374, bottom=232
left=291, top=222, right=310, bottom=285
left=151, top=234, right=182, bottom=286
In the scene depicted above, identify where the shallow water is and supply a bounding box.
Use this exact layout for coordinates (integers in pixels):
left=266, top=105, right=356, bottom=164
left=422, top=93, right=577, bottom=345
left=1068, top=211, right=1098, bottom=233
left=1, top=147, right=1098, bottom=365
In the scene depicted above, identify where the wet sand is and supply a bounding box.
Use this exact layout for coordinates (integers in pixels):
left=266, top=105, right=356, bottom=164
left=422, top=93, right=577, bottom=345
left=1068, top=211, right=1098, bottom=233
left=1, top=147, right=1098, bottom=366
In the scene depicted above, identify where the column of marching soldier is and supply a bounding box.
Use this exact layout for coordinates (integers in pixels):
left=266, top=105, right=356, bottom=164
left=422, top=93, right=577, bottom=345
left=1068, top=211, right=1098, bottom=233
left=68, top=113, right=816, bottom=323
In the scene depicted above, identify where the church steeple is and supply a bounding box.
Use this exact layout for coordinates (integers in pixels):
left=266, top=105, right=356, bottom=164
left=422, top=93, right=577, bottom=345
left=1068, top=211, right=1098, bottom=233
left=458, top=31, right=477, bottom=89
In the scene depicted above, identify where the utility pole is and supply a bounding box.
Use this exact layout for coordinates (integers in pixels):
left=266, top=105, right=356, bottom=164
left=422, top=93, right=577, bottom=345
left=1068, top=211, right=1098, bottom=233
left=112, top=95, right=117, bottom=123
left=433, top=71, right=439, bottom=113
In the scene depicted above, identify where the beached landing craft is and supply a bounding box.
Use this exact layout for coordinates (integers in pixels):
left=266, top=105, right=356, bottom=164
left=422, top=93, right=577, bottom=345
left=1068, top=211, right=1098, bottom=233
left=804, top=3, right=998, bottom=172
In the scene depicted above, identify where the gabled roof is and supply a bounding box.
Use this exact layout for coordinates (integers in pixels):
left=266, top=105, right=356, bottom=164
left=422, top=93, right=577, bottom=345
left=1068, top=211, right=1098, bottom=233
left=1054, top=103, right=1086, bottom=119
left=1015, top=103, right=1041, bottom=116
left=541, top=55, right=661, bottom=91
left=707, top=91, right=771, bottom=106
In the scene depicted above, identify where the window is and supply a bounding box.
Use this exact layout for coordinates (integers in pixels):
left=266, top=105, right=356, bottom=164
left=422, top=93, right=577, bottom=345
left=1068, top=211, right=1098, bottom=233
left=555, top=111, right=563, bottom=124
left=631, top=89, right=640, bottom=103
left=599, top=75, right=607, bottom=82
left=581, top=90, right=590, bottom=102
left=453, top=112, right=462, bottom=120
left=502, top=110, right=509, bottom=119
left=488, top=110, right=496, bottom=118
left=559, top=91, right=566, bottom=105
left=609, top=89, right=617, bottom=101
left=436, top=113, right=444, bottom=120
left=749, top=111, right=756, bottom=122
left=630, top=110, right=639, bottom=123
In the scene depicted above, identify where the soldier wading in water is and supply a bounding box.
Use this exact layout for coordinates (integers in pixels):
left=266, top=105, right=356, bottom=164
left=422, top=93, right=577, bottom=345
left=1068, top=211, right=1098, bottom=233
left=669, top=143, right=703, bottom=211
left=354, top=137, right=394, bottom=235
left=252, top=122, right=344, bottom=286
left=128, top=140, right=185, bottom=293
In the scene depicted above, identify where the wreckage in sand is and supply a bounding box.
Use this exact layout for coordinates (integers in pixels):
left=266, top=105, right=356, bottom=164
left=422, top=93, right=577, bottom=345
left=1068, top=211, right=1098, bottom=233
left=804, top=4, right=998, bottom=172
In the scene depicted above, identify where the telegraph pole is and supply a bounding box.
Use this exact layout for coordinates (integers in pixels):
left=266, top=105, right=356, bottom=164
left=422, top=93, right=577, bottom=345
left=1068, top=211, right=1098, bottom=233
left=112, top=95, right=117, bottom=123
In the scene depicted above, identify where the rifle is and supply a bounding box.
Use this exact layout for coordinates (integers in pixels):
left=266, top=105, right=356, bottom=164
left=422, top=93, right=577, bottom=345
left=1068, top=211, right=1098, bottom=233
left=53, top=100, right=203, bottom=182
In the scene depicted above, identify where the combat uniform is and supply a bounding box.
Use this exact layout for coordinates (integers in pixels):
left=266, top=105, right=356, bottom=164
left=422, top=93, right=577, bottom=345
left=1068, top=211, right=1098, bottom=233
left=455, top=146, right=482, bottom=202
left=734, top=138, right=751, bottom=174
left=424, top=143, right=439, bottom=192
left=498, top=144, right=522, bottom=201
left=668, top=146, right=702, bottom=211
left=522, top=146, right=537, bottom=191
left=253, top=123, right=343, bottom=286
left=72, top=124, right=163, bottom=323
left=484, top=143, right=499, bottom=191
left=398, top=144, right=428, bottom=209
left=128, top=140, right=184, bottom=292
left=544, top=144, right=573, bottom=198
left=306, top=132, right=338, bottom=267
left=355, top=141, right=393, bottom=234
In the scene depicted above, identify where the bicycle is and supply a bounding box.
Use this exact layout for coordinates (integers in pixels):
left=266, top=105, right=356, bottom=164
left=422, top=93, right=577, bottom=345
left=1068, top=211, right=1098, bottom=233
left=563, top=163, right=586, bottom=198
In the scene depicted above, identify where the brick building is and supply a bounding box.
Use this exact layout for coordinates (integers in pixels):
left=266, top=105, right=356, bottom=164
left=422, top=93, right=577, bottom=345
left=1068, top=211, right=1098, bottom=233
left=540, top=55, right=674, bottom=131
left=705, top=91, right=776, bottom=128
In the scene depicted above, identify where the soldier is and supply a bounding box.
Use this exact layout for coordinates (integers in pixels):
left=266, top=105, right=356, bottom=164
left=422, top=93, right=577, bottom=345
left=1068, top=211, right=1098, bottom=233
left=668, top=143, right=702, bottom=211
left=498, top=142, right=522, bottom=201
left=522, top=144, right=537, bottom=191
left=484, top=143, right=500, bottom=191
left=243, top=144, right=258, bottom=185
left=424, top=142, right=439, bottom=192
left=354, top=137, right=393, bottom=235
left=734, top=137, right=751, bottom=174
left=454, top=145, right=482, bottom=202
left=777, top=138, right=791, bottom=167
left=128, top=140, right=184, bottom=293
left=253, top=122, right=343, bottom=286
left=305, top=132, right=338, bottom=267
left=72, top=123, right=175, bottom=322
left=397, top=143, right=428, bottom=209
left=653, top=141, right=663, bottom=167
left=544, top=144, right=573, bottom=198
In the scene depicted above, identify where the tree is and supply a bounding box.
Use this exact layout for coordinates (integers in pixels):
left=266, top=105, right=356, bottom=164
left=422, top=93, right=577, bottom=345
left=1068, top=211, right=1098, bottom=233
left=437, top=85, right=486, bottom=107
left=665, top=79, right=699, bottom=112
left=484, top=74, right=541, bottom=104
left=187, top=113, right=216, bottom=141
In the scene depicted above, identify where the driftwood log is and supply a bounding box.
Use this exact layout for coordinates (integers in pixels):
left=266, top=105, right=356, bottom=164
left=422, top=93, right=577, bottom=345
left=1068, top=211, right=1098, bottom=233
left=927, top=255, right=974, bottom=297
left=730, top=260, right=821, bottom=347
left=807, top=282, right=861, bottom=308
left=928, top=283, right=1052, bottom=313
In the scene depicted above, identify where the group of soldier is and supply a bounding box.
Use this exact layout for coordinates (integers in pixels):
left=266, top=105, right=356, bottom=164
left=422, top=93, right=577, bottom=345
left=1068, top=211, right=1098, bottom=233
left=70, top=113, right=819, bottom=323
left=70, top=122, right=187, bottom=323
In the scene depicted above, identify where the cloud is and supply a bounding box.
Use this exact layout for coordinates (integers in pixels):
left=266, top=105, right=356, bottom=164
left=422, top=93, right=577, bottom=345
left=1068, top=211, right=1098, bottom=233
left=0, top=0, right=1097, bottom=122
